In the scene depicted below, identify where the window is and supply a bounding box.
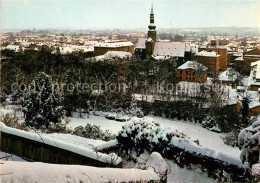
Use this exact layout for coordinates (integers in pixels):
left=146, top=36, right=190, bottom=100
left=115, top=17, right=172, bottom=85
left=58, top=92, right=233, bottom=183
left=180, top=70, right=182, bottom=74
left=186, top=71, right=188, bottom=75
left=186, top=77, right=188, bottom=80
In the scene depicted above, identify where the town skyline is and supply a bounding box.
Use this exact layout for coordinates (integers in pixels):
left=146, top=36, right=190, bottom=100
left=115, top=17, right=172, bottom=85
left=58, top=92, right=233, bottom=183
left=1, top=0, right=260, bottom=30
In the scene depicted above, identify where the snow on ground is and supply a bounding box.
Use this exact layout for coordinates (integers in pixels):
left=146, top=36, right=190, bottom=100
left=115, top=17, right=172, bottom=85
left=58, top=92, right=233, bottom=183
left=67, top=114, right=242, bottom=166
left=166, top=160, right=216, bottom=183
left=67, top=114, right=125, bottom=134
left=124, top=152, right=216, bottom=183
left=0, top=151, right=27, bottom=162
left=0, top=161, right=159, bottom=183
left=0, top=105, right=242, bottom=166
left=42, top=133, right=106, bottom=150
left=149, top=116, right=241, bottom=162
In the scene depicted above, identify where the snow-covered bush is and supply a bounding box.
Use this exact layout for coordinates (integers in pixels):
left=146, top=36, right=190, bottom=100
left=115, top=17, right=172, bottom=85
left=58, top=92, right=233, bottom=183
left=46, top=121, right=67, bottom=133
left=238, top=119, right=260, bottom=167
left=222, top=131, right=238, bottom=147
left=104, top=105, right=144, bottom=121
left=145, top=152, right=168, bottom=182
left=0, top=112, right=24, bottom=129
left=117, top=117, right=187, bottom=155
left=201, top=117, right=221, bottom=132
left=124, top=105, right=144, bottom=118
left=137, top=100, right=206, bottom=122
left=22, top=72, right=64, bottom=130
left=73, top=124, right=115, bottom=141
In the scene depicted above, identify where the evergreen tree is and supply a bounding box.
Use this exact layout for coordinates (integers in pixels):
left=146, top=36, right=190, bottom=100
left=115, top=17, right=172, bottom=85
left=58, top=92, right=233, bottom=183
left=22, top=72, right=64, bottom=129
left=241, top=95, right=250, bottom=127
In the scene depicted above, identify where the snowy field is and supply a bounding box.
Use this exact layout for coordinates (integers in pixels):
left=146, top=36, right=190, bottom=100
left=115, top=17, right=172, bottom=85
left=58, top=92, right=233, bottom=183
left=0, top=151, right=215, bottom=183
left=0, top=106, right=242, bottom=182
left=67, top=113, right=241, bottom=165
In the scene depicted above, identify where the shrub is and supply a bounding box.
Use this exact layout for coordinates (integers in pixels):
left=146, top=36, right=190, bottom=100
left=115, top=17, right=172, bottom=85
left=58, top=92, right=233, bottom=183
left=73, top=124, right=115, bottom=141
left=22, top=72, right=64, bottom=130
left=222, top=131, right=238, bottom=147
left=201, top=117, right=220, bottom=132
left=238, top=119, right=260, bottom=167
left=0, top=112, right=20, bottom=128
left=116, top=117, right=187, bottom=155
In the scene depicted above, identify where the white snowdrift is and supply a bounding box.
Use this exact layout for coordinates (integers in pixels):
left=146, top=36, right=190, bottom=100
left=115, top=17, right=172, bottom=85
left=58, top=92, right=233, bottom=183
left=0, top=122, right=122, bottom=165
left=169, top=136, right=244, bottom=167
left=0, top=161, right=159, bottom=183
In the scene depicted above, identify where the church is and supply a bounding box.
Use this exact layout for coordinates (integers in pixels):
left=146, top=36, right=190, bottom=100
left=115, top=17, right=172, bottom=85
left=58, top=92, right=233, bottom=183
left=135, top=4, right=195, bottom=64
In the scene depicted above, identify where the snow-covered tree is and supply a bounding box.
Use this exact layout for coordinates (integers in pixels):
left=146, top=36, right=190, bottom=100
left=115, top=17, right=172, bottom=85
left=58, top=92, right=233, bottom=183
left=22, top=72, right=64, bottom=129
left=242, top=95, right=251, bottom=127
left=238, top=119, right=260, bottom=167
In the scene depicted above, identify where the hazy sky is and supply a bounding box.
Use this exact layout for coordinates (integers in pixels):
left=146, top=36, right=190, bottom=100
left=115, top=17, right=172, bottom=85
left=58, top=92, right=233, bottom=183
left=1, top=0, right=260, bottom=30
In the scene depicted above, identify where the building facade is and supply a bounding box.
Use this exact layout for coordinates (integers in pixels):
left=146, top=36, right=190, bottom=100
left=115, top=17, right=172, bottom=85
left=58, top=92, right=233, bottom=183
left=198, top=42, right=227, bottom=71
left=94, top=42, right=134, bottom=56
left=195, top=50, right=221, bottom=74
left=177, top=61, right=207, bottom=83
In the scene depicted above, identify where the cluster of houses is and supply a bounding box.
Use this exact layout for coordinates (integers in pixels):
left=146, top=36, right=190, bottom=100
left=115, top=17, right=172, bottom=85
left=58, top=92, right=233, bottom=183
left=1, top=5, right=260, bottom=116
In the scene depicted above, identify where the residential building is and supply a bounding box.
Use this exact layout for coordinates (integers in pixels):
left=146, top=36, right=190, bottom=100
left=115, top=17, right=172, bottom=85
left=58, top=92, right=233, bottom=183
left=195, top=50, right=221, bottom=74
left=93, top=41, right=134, bottom=56
left=177, top=61, right=207, bottom=83
left=248, top=60, right=260, bottom=91
left=199, top=40, right=228, bottom=71
left=243, top=47, right=260, bottom=70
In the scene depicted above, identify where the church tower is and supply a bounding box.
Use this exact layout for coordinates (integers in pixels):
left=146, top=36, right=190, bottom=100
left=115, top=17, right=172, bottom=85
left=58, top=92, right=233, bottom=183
left=146, top=3, right=157, bottom=57
left=148, top=3, right=156, bottom=42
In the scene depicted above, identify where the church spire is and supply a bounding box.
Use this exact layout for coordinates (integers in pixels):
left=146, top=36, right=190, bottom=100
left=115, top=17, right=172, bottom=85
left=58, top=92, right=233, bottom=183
left=148, top=3, right=156, bottom=32
left=149, top=3, right=155, bottom=26
left=146, top=2, right=157, bottom=57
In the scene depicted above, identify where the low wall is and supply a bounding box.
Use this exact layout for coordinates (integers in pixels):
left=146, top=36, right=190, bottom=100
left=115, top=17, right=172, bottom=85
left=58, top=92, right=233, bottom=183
left=100, top=142, right=250, bottom=182
left=0, top=123, right=122, bottom=168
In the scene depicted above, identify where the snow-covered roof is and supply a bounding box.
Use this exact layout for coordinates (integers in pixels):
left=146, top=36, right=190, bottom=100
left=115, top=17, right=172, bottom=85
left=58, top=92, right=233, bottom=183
left=251, top=60, right=260, bottom=67
left=185, top=44, right=191, bottom=52
left=105, top=51, right=132, bottom=58
left=177, top=61, right=207, bottom=71
left=251, top=60, right=260, bottom=80
left=152, top=55, right=170, bottom=61
left=234, top=57, right=244, bottom=61
left=195, top=50, right=220, bottom=57
left=94, top=42, right=134, bottom=48
left=147, top=37, right=153, bottom=42
left=94, top=51, right=132, bottom=61
left=5, top=45, right=20, bottom=51
left=20, top=42, right=31, bottom=47
left=153, top=42, right=186, bottom=57
left=219, top=69, right=238, bottom=82
left=136, top=38, right=147, bottom=49
left=248, top=61, right=260, bottom=87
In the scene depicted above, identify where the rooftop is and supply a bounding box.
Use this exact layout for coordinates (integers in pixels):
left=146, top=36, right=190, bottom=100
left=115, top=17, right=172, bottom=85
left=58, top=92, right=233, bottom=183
left=195, top=50, right=220, bottom=57
left=94, top=41, right=134, bottom=48
left=177, top=61, right=207, bottom=71
left=153, top=42, right=186, bottom=57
